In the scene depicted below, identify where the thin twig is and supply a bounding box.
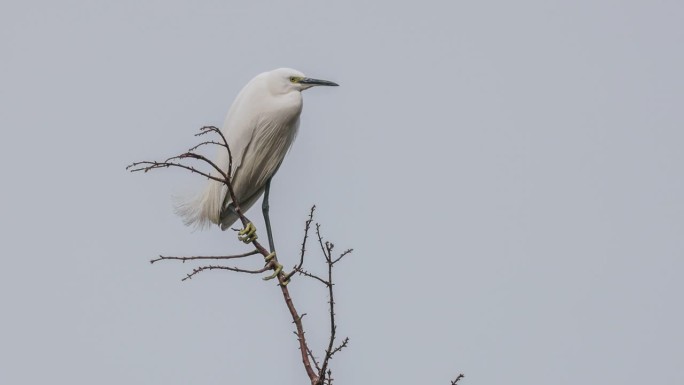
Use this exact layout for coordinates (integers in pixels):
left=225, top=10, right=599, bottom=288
left=188, top=140, right=226, bottom=152
left=318, top=225, right=341, bottom=385
left=182, top=263, right=272, bottom=281
left=296, top=268, right=330, bottom=286
left=316, top=224, right=327, bottom=263
left=306, top=339, right=322, bottom=372
left=198, top=126, right=232, bottom=177
left=164, top=152, right=228, bottom=180
left=298, top=206, right=316, bottom=270
left=127, top=161, right=225, bottom=184
left=282, top=205, right=316, bottom=283
left=332, top=249, right=353, bottom=265
left=150, top=250, right=260, bottom=264
left=329, top=337, right=349, bottom=358
left=451, top=374, right=465, bottom=384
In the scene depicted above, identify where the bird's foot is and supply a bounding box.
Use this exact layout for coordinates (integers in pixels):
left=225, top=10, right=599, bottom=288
left=238, top=222, right=258, bottom=243
left=264, top=252, right=276, bottom=262
left=263, top=261, right=283, bottom=281
left=262, top=253, right=289, bottom=285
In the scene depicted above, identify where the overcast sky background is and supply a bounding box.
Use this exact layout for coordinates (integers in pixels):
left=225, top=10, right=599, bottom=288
left=1, top=1, right=683, bottom=384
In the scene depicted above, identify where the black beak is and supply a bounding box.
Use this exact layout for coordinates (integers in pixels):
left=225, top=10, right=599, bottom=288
left=299, top=77, right=339, bottom=87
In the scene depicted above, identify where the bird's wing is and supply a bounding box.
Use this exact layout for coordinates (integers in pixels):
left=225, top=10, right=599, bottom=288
left=216, top=119, right=255, bottom=180
left=215, top=109, right=259, bottom=207
left=234, top=116, right=299, bottom=194
left=219, top=114, right=300, bottom=227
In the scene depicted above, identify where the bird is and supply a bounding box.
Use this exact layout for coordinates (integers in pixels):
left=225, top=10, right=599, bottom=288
left=176, top=68, right=338, bottom=245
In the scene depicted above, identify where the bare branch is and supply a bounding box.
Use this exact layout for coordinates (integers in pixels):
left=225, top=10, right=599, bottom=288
left=331, top=248, right=353, bottom=265
left=298, top=206, right=316, bottom=270
left=182, top=263, right=272, bottom=281
left=315, top=224, right=329, bottom=262
left=164, top=152, right=228, bottom=180
left=150, top=250, right=260, bottom=264
left=188, top=140, right=226, bottom=152
left=451, top=374, right=465, bottom=384
left=296, top=268, right=330, bottom=286
left=329, top=337, right=349, bottom=358
left=306, top=340, right=322, bottom=372
left=197, top=126, right=232, bottom=177
left=281, top=205, right=316, bottom=283
left=317, top=225, right=343, bottom=385
left=127, top=160, right=225, bottom=184
left=279, top=279, right=318, bottom=382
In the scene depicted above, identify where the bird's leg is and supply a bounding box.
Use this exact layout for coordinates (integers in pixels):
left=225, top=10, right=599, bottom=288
left=261, top=179, right=286, bottom=282
left=262, top=178, right=276, bottom=253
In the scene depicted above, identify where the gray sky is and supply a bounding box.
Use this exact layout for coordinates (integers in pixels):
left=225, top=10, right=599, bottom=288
left=1, top=1, right=683, bottom=384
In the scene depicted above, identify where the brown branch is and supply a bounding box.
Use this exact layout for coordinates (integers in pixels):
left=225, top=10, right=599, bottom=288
left=188, top=140, right=226, bottom=152
left=280, top=280, right=318, bottom=382
left=164, top=152, right=228, bottom=180
left=198, top=126, right=232, bottom=177
left=300, top=331, right=322, bottom=372
left=296, top=268, right=329, bottom=286
left=315, top=224, right=327, bottom=262
left=332, top=248, right=353, bottom=265
left=182, top=263, right=272, bottom=281
left=318, top=243, right=337, bottom=383
left=150, top=250, right=260, bottom=264
left=126, top=161, right=225, bottom=184
left=282, top=205, right=316, bottom=283
left=315, top=224, right=351, bottom=385
left=329, top=337, right=349, bottom=358
left=298, top=206, right=316, bottom=270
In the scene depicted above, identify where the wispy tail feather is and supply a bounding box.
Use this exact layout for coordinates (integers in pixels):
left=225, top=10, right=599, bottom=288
left=174, top=180, right=226, bottom=230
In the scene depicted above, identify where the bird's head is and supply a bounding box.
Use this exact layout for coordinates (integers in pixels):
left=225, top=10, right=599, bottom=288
left=268, top=68, right=339, bottom=94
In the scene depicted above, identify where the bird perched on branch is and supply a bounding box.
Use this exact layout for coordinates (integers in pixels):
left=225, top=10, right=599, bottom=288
left=176, top=68, right=338, bottom=245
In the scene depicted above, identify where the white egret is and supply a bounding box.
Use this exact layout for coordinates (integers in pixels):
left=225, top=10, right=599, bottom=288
left=176, top=68, right=338, bottom=252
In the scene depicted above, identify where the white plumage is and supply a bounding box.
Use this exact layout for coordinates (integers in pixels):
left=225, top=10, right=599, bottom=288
left=176, top=68, right=338, bottom=230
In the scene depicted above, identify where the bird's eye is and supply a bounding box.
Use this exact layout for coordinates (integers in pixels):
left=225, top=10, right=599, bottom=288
left=289, top=76, right=298, bottom=83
